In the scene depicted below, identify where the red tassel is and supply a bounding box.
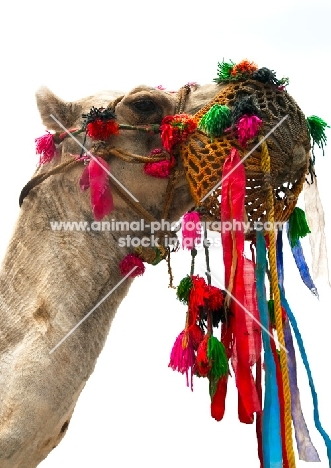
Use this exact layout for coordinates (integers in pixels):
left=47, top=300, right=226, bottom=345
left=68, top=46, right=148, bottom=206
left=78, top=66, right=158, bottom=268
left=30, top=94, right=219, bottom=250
left=35, top=132, right=57, bottom=164
left=189, top=275, right=208, bottom=324
left=119, top=254, right=145, bottom=277
left=79, top=165, right=90, bottom=191
left=211, top=375, right=228, bottom=421
left=86, top=119, right=119, bottom=141
left=160, top=114, right=197, bottom=152
left=196, top=335, right=211, bottom=377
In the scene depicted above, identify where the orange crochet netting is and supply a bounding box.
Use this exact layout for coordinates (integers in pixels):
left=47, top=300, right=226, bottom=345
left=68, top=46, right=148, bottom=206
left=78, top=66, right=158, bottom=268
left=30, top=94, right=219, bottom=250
left=179, top=79, right=311, bottom=235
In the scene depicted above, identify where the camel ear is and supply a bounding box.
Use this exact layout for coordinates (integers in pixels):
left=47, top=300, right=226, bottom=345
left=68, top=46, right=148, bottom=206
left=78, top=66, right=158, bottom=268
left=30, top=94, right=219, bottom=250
left=185, top=83, right=220, bottom=115
left=35, top=86, right=83, bottom=131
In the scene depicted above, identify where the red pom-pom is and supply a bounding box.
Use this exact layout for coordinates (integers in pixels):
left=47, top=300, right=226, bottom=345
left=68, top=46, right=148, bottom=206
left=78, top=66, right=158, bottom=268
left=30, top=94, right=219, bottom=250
left=35, top=131, right=57, bottom=164
left=119, top=254, right=145, bottom=277
left=231, top=60, right=258, bottom=77
left=86, top=119, right=119, bottom=141
left=205, top=285, right=224, bottom=311
left=188, top=323, right=204, bottom=350
left=144, top=159, right=173, bottom=178
left=144, top=150, right=175, bottom=178
left=160, top=114, right=197, bottom=152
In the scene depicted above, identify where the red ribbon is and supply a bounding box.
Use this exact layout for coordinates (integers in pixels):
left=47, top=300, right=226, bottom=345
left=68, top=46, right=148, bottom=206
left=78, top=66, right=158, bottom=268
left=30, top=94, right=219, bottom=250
left=221, top=148, right=261, bottom=423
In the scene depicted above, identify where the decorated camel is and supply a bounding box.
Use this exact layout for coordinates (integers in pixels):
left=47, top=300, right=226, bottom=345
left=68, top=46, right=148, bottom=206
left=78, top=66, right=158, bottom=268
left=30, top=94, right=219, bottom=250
left=0, top=60, right=329, bottom=467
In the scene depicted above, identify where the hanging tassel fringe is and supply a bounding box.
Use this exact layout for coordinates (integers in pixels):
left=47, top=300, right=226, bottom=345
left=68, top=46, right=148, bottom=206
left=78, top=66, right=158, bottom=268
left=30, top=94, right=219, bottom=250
left=306, top=115, right=329, bottom=157
left=288, top=207, right=311, bottom=247
left=168, top=330, right=195, bottom=390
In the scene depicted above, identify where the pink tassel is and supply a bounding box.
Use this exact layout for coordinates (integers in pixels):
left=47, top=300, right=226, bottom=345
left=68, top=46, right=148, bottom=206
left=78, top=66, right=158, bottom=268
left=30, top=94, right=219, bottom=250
left=81, top=156, right=114, bottom=220
left=35, top=132, right=57, bottom=164
left=182, top=211, right=201, bottom=250
left=79, top=165, right=90, bottom=191
left=168, top=330, right=195, bottom=390
left=144, top=159, right=173, bottom=178
left=237, top=114, right=263, bottom=147
left=119, top=254, right=145, bottom=277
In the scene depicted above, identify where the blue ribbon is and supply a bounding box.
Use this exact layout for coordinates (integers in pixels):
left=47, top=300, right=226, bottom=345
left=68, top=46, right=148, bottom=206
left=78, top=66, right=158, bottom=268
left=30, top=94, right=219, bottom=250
left=277, top=229, right=320, bottom=461
left=256, top=230, right=282, bottom=468
left=286, top=223, right=318, bottom=297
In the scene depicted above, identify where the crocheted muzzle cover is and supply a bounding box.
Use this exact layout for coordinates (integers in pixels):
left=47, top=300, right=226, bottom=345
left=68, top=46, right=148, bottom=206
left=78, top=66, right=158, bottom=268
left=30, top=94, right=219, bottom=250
left=179, top=79, right=311, bottom=235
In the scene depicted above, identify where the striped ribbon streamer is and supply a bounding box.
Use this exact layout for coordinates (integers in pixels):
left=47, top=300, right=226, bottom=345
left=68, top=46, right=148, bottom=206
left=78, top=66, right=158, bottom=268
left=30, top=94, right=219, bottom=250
left=277, top=230, right=320, bottom=461
left=256, top=230, right=282, bottom=468
left=286, top=223, right=318, bottom=297
left=280, top=291, right=331, bottom=467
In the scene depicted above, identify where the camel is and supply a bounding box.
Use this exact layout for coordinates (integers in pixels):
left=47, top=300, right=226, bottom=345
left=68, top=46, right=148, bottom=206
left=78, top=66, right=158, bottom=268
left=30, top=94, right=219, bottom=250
left=0, top=73, right=312, bottom=467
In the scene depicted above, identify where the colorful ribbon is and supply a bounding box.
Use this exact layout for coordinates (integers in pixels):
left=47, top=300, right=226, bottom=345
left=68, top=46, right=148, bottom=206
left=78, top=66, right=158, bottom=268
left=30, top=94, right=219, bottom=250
left=286, top=223, right=318, bottom=297
left=277, top=230, right=320, bottom=461
left=280, top=291, right=331, bottom=467
left=256, top=230, right=282, bottom=468
left=221, top=148, right=260, bottom=423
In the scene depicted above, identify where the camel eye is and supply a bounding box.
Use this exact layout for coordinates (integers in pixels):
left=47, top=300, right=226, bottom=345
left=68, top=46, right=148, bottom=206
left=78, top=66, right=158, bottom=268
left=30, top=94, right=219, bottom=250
left=132, top=99, right=157, bottom=113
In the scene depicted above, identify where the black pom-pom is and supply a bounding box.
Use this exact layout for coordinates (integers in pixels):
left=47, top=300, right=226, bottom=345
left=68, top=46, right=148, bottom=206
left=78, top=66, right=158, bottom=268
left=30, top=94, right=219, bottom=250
left=252, top=67, right=279, bottom=85
left=231, top=94, right=261, bottom=124
left=82, top=107, right=117, bottom=127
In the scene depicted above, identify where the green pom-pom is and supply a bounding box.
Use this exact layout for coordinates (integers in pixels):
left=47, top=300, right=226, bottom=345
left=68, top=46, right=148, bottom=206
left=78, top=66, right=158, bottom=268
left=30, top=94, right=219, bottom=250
left=307, top=115, right=330, bottom=156
left=214, top=59, right=235, bottom=83
left=288, top=207, right=311, bottom=247
left=198, top=104, right=232, bottom=139
left=176, top=275, right=193, bottom=304
left=207, top=336, right=228, bottom=379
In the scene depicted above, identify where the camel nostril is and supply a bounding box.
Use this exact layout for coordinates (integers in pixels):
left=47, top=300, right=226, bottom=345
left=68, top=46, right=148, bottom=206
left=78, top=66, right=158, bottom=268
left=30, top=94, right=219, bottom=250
left=60, top=421, right=69, bottom=433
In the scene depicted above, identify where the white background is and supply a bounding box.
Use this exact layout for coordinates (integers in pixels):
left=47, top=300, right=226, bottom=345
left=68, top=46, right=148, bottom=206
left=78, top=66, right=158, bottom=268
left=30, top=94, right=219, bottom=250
left=1, top=0, right=331, bottom=467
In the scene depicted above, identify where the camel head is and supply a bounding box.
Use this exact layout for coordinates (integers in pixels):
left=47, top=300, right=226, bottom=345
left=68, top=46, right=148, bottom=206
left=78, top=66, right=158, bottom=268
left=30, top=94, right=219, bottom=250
left=0, top=80, right=224, bottom=468
left=32, top=84, right=217, bottom=225
left=0, top=60, right=322, bottom=467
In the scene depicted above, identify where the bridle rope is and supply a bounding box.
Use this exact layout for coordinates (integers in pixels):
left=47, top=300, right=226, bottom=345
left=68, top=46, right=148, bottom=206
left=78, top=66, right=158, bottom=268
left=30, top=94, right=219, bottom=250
left=19, top=85, right=192, bottom=230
